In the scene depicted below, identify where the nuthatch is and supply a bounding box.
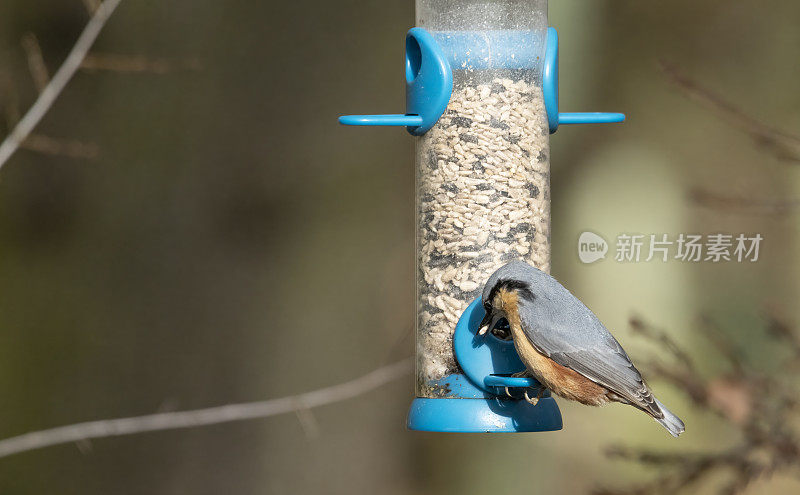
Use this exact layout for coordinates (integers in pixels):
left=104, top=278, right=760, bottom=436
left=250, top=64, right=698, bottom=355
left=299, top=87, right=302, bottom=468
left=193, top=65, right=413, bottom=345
left=479, top=260, right=685, bottom=437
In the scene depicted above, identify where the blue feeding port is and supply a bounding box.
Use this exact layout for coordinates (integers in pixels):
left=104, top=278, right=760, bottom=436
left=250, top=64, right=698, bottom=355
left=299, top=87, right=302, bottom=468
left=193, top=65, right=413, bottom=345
left=338, top=27, right=624, bottom=135
left=407, top=299, right=562, bottom=433
left=542, top=27, right=625, bottom=133
left=338, top=28, right=452, bottom=135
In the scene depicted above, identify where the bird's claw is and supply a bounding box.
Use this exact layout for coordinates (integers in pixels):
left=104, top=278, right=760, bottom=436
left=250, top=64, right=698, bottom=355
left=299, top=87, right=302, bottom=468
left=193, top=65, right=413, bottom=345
left=504, top=371, right=538, bottom=401
left=523, top=389, right=540, bottom=406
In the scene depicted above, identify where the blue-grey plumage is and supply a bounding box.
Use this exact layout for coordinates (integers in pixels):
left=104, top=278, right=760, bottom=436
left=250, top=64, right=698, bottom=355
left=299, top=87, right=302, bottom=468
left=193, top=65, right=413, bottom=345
left=479, top=260, right=685, bottom=437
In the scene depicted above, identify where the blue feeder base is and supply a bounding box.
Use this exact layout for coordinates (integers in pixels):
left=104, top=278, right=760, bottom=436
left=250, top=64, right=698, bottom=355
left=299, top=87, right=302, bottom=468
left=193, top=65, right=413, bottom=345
left=408, top=397, right=562, bottom=433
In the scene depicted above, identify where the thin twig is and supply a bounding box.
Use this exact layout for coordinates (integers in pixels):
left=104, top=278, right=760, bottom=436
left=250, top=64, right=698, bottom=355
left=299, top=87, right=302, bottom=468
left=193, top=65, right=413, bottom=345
left=696, top=315, right=745, bottom=376
left=293, top=399, right=321, bottom=440
left=81, top=53, right=202, bottom=73
left=646, top=361, right=708, bottom=408
left=605, top=445, right=696, bottom=466
left=688, top=188, right=800, bottom=216
left=0, top=358, right=411, bottom=460
left=0, top=0, right=122, bottom=170
left=763, top=307, right=800, bottom=356
left=21, top=33, right=50, bottom=93
left=660, top=61, right=800, bottom=163
left=81, top=0, right=101, bottom=15
left=603, top=312, right=800, bottom=494
left=629, top=316, right=696, bottom=372
left=22, top=133, right=99, bottom=159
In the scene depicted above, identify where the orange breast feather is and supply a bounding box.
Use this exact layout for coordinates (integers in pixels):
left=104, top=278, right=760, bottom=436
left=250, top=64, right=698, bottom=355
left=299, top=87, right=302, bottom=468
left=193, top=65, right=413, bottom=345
left=497, top=289, right=610, bottom=406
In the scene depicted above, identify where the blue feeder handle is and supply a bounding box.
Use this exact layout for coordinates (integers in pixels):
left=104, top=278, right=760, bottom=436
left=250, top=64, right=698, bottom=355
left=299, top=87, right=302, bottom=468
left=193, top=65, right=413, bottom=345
left=338, top=28, right=453, bottom=136
left=543, top=27, right=625, bottom=133
left=339, top=26, right=624, bottom=135
left=484, top=375, right=540, bottom=389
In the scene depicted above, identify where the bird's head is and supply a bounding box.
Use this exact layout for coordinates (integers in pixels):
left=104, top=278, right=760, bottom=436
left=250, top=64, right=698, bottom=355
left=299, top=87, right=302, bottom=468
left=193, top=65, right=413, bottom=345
left=479, top=260, right=541, bottom=336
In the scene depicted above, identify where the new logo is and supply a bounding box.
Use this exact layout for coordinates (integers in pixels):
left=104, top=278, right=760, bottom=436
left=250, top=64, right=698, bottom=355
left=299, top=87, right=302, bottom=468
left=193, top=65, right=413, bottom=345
left=578, top=231, right=608, bottom=264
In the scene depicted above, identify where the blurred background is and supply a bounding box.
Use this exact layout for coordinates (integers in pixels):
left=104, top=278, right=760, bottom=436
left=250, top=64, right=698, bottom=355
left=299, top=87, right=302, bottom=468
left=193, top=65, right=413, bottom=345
left=0, top=0, right=798, bottom=493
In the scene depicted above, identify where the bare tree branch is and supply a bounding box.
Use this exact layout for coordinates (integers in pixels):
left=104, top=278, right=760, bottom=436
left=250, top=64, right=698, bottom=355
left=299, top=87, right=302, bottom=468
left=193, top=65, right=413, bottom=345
left=1, top=76, right=98, bottom=159
left=600, top=312, right=800, bottom=494
left=0, top=358, right=411, bottom=460
left=764, top=307, right=800, bottom=355
left=696, top=315, right=746, bottom=377
left=688, top=188, right=800, bottom=216
left=0, top=0, right=122, bottom=170
left=629, top=316, right=696, bottom=372
left=22, top=133, right=99, bottom=159
left=293, top=400, right=321, bottom=440
left=660, top=61, right=800, bottom=163
left=21, top=33, right=50, bottom=93
left=81, top=0, right=101, bottom=15
left=81, top=53, right=202, bottom=73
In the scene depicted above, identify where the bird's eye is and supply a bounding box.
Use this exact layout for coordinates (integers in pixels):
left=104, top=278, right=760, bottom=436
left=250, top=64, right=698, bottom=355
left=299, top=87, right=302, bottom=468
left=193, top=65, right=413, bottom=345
left=483, top=302, right=491, bottom=311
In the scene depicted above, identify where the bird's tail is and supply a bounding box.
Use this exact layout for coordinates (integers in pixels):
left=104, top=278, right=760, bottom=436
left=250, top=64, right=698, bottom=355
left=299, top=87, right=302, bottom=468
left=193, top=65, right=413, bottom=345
left=653, top=398, right=685, bottom=437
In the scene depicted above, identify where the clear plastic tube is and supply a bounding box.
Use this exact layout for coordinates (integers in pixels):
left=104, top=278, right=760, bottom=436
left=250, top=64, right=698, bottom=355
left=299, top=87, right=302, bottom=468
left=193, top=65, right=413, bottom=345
left=415, top=0, right=550, bottom=397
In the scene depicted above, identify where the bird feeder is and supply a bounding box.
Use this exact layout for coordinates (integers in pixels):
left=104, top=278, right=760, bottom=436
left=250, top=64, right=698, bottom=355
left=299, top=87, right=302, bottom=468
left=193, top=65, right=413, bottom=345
left=340, top=0, right=624, bottom=432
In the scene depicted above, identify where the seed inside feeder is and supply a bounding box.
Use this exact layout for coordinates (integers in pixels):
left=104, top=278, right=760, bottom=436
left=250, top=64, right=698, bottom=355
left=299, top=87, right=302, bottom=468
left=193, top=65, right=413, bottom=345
left=416, top=78, right=551, bottom=397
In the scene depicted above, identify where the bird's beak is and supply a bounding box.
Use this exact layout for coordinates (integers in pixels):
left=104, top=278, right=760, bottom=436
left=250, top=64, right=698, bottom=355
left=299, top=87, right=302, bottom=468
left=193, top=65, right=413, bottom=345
left=478, top=310, right=501, bottom=336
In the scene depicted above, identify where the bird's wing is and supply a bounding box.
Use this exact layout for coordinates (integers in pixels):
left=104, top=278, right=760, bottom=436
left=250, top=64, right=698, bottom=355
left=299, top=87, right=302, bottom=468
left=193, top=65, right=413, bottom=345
left=518, top=286, right=661, bottom=417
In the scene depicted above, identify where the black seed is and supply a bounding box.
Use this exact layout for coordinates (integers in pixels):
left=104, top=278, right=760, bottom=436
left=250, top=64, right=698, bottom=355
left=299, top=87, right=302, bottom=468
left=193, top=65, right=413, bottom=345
left=442, top=182, right=459, bottom=193
left=459, top=133, right=479, bottom=144
left=420, top=302, right=439, bottom=315
left=451, top=116, right=473, bottom=128
left=488, top=118, right=509, bottom=130
left=475, top=254, right=494, bottom=264
left=428, top=252, right=447, bottom=263
left=427, top=152, right=439, bottom=170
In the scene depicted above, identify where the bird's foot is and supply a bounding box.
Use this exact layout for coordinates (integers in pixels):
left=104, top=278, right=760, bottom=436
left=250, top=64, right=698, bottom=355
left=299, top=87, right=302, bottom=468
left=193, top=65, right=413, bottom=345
left=512, top=372, right=544, bottom=405
left=504, top=370, right=534, bottom=399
